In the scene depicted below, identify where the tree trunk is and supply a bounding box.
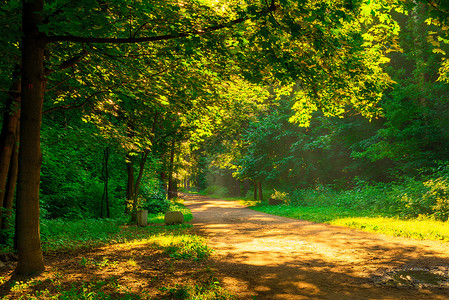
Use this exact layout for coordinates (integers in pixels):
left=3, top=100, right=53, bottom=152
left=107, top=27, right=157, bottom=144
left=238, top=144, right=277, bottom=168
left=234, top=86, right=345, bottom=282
left=168, top=141, right=177, bottom=199
left=133, top=150, right=150, bottom=201
left=101, top=147, right=110, bottom=218
left=0, top=66, right=21, bottom=227
left=126, top=149, right=150, bottom=223
left=15, top=0, right=45, bottom=274
left=2, top=121, right=20, bottom=230
left=160, top=171, right=167, bottom=192
left=258, top=182, right=263, bottom=202
left=126, top=154, right=136, bottom=220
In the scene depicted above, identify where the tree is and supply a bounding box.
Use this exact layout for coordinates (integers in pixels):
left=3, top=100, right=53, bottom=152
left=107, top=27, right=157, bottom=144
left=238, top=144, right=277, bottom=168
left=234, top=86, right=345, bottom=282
left=353, top=2, right=449, bottom=177
left=9, top=0, right=399, bottom=274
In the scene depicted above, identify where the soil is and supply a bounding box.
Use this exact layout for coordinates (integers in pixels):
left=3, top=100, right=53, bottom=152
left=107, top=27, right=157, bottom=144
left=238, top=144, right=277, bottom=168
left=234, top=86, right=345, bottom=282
left=184, top=193, right=449, bottom=299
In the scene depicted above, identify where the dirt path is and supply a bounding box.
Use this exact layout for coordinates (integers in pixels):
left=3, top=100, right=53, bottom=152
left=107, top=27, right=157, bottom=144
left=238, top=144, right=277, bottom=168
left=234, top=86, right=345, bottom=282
left=184, top=193, right=449, bottom=300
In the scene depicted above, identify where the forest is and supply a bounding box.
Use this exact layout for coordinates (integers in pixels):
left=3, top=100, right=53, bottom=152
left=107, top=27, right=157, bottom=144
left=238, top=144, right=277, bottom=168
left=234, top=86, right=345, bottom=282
left=1, top=0, right=449, bottom=298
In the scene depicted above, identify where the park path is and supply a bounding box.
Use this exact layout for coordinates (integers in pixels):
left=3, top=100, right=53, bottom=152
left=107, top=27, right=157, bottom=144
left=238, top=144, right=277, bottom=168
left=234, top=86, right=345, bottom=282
left=183, top=193, right=449, bottom=300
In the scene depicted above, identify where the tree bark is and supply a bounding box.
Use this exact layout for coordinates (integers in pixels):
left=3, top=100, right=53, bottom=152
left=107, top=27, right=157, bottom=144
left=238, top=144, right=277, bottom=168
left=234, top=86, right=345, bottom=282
left=258, top=182, right=263, bottom=202
left=2, top=121, right=20, bottom=230
left=133, top=150, right=150, bottom=201
left=15, top=0, right=45, bottom=275
left=0, top=66, right=21, bottom=227
left=160, top=171, right=167, bottom=192
left=126, top=153, right=135, bottom=219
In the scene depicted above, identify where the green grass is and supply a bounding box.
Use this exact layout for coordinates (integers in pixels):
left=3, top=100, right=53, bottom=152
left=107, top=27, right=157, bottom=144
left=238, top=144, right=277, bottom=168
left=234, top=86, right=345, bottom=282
left=38, top=200, right=195, bottom=253
left=252, top=205, right=373, bottom=223
left=332, top=216, right=449, bottom=241
left=251, top=204, right=449, bottom=242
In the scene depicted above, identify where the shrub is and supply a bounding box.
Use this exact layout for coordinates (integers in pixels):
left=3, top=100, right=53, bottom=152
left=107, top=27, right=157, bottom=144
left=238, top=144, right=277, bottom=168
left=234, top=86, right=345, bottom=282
left=270, top=189, right=290, bottom=205
left=138, top=183, right=170, bottom=214
left=423, top=178, right=449, bottom=221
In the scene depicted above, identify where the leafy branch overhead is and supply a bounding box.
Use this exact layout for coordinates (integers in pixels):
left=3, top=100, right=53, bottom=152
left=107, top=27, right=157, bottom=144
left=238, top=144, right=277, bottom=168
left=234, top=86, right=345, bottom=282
left=45, top=1, right=277, bottom=44
left=37, top=0, right=401, bottom=125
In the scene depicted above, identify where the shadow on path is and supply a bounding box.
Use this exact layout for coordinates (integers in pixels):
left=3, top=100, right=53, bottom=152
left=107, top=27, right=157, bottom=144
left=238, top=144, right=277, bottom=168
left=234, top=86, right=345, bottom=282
left=184, top=193, right=449, bottom=299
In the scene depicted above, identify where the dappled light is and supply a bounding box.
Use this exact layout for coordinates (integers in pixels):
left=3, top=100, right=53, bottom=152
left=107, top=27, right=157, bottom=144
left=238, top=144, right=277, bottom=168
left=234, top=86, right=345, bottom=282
left=185, top=194, right=449, bottom=299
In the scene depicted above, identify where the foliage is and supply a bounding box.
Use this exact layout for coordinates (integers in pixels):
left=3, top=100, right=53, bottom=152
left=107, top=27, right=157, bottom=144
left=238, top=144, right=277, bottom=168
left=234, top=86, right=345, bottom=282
left=39, top=218, right=124, bottom=252
left=351, top=3, right=449, bottom=176
left=251, top=169, right=449, bottom=223
left=160, top=279, right=236, bottom=300
left=270, top=190, right=290, bottom=205
left=138, top=183, right=170, bottom=214
left=2, top=275, right=140, bottom=300
left=160, top=235, right=213, bottom=261
left=3, top=0, right=449, bottom=274
left=423, top=178, right=449, bottom=221
left=203, top=185, right=229, bottom=197
left=196, top=1, right=449, bottom=202
left=40, top=115, right=126, bottom=219
left=285, top=178, right=449, bottom=221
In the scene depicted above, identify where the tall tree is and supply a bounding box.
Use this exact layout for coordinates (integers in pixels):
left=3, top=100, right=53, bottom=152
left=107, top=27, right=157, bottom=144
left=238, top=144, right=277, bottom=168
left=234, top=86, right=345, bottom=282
left=16, top=0, right=46, bottom=274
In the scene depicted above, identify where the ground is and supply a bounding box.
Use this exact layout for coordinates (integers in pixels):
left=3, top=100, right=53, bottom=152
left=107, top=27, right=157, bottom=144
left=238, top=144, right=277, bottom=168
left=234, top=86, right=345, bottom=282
left=184, top=194, right=449, bottom=299
left=1, top=193, right=449, bottom=299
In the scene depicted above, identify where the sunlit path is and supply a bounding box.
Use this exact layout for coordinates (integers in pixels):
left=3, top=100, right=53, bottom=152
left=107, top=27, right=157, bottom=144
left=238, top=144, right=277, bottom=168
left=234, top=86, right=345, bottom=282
left=184, top=193, right=449, bottom=300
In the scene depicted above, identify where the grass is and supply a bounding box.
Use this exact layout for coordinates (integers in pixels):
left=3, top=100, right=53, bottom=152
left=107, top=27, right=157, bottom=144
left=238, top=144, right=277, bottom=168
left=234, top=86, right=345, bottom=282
left=37, top=199, right=194, bottom=253
left=251, top=204, right=449, bottom=242
left=1, top=200, right=235, bottom=300
left=252, top=205, right=372, bottom=223
left=332, top=216, right=449, bottom=241
left=39, top=217, right=196, bottom=253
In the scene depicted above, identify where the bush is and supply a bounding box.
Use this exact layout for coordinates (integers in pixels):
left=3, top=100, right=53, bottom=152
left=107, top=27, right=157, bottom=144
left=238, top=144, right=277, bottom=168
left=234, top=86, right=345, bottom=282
left=144, top=196, right=171, bottom=214
left=139, top=190, right=170, bottom=214
left=423, top=178, right=449, bottom=221
left=270, top=189, right=290, bottom=205
left=285, top=175, right=449, bottom=221
left=137, top=181, right=171, bottom=214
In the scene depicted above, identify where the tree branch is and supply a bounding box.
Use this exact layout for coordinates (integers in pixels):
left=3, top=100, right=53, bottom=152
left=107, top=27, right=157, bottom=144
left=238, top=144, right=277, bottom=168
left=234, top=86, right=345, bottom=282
left=44, top=49, right=88, bottom=76
left=46, top=4, right=277, bottom=44
left=59, top=49, right=88, bottom=70
left=45, top=72, right=78, bottom=92
left=43, top=90, right=106, bottom=114
left=425, top=0, right=449, bottom=15
left=132, top=22, right=150, bottom=38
